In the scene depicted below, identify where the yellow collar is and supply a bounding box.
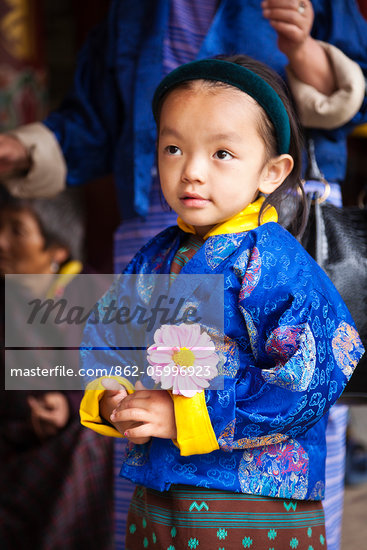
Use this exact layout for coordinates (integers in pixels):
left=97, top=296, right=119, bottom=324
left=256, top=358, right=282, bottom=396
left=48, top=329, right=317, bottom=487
left=177, top=196, right=277, bottom=240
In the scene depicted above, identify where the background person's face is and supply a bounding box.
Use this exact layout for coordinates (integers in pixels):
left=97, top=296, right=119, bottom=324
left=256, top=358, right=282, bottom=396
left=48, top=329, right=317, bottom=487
left=0, top=207, right=56, bottom=274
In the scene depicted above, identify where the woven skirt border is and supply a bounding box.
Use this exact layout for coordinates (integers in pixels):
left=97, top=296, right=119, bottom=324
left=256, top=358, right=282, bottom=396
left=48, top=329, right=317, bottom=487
left=125, top=484, right=327, bottom=549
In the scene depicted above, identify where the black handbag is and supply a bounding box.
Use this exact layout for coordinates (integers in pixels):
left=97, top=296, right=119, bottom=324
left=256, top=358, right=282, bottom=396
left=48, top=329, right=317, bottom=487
left=300, top=140, right=367, bottom=403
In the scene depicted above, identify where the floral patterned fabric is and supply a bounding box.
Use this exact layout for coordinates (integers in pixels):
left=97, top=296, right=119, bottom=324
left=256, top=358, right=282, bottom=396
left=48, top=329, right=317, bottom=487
left=81, top=222, right=364, bottom=500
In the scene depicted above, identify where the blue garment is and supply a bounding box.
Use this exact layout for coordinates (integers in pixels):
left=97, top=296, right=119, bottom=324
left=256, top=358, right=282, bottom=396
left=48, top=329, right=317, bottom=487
left=81, top=222, right=364, bottom=500
left=163, top=0, right=218, bottom=72
left=43, top=0, right=367, bottom=221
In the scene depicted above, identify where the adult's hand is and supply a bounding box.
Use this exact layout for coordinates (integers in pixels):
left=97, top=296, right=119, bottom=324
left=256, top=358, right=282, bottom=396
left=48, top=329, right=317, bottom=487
left=0, top=134, right=31, bottom=178
left=262, top=0, right=336, bottom=95
left=28, top=392, right=70, bottom=440
left=261, top=0, right=314, bottom=58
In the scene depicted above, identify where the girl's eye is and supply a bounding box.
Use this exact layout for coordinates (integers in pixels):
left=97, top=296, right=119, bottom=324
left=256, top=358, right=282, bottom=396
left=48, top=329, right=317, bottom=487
left=165, top=145, right=182, bottom=155
left=214, top=150, right=233, bottom=160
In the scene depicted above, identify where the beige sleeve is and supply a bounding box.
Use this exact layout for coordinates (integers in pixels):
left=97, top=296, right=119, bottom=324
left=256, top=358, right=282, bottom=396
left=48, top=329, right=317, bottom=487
left=286, top=41, right=366, bottom=129
left=1, top=122, right=67, bottom=198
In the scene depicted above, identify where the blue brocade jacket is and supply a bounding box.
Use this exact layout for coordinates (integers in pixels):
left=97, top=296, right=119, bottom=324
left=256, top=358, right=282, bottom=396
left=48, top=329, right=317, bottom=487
left=80, top=222, right=364, bottom=500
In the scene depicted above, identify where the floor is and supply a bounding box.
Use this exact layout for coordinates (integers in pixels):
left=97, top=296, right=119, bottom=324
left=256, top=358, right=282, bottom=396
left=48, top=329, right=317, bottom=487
left=341, top=405, right=367, bottom=549
left=342, top=481, right=367, bottom=549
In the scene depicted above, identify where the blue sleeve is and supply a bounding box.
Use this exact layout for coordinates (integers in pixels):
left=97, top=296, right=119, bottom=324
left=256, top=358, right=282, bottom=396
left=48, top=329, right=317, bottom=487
left=43, top=8, right=124, bottom=186
left=80, top=249, right=145, bottom=386
left=80, top=226, right=179, bottom=385
left=205, top=231, right=364, bottom=451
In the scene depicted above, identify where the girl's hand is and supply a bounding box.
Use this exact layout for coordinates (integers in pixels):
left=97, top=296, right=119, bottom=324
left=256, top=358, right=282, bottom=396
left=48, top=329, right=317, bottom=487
left=99, top=378, right=128, bottom=422
left=111, top=381, right=177, bottom=444
left=101, top=379, right=150, bottom=444
left=28, top=392, right=70, bottom=440
left=261, top=0, right=314, bottom=58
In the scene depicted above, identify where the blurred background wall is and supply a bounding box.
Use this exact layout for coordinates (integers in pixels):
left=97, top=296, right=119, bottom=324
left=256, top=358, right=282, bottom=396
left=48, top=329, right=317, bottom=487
left=0, top=0, right=119, bottom=272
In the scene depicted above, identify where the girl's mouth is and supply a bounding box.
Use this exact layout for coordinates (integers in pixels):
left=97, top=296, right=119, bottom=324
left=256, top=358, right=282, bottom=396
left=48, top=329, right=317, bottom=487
left=180, top=193, right=209, bottom=208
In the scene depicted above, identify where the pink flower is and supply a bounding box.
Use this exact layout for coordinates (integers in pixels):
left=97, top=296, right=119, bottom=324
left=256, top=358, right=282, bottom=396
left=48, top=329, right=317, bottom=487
left=147, top=323, right=219, bottom=397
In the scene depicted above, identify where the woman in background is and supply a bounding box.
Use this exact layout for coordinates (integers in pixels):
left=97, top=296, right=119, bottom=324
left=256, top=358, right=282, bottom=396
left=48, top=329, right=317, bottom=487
left=0, top=189, right=114, bottom=550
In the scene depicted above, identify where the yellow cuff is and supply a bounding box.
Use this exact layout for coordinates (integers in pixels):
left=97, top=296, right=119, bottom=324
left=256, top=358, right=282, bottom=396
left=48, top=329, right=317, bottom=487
left=80, top=376, right=135, bottom=437
left=172, top=391, right=219, bottom=456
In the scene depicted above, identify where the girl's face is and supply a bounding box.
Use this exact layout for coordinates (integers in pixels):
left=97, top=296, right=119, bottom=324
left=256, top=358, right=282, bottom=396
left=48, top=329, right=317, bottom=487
left=158, top=84, right=291, bottom=237
left=0, top=207, right=62, bottom=274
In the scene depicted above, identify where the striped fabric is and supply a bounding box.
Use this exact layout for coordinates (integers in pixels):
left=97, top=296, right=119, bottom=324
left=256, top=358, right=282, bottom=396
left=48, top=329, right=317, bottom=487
left=114, top=180, right=177, bottom=269
left=323, top=405, right=348, bottom=550
left=125, top=485, right=326, bottom=549
left=163, top=0, right=218, bottom=74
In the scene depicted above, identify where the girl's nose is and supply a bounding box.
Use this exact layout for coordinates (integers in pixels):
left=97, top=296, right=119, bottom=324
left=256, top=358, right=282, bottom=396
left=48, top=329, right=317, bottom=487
left=181, top=155, right=206, bottom=184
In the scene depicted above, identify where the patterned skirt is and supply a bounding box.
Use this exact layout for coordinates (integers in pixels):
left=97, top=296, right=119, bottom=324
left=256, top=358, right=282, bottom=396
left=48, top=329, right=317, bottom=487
left=125, top=484, right=327, bottom=550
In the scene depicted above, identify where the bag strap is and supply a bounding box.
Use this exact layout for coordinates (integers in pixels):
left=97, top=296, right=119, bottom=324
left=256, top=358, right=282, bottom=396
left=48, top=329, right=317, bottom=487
left=304, top=138, right=331, bottom=204
left=301, top=137, right=330, bottom=265
left=304, top=137, right=324, bottom=181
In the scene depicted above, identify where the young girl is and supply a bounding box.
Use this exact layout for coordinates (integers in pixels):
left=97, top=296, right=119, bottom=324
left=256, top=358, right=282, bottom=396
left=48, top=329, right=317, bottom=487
left=80, top=56, right=364, bottom=549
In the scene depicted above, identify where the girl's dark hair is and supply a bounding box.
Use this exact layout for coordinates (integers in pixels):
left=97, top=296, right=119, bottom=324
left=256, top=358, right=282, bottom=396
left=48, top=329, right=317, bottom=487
left=156, top=54, right=307, bottom=236
left=0, top=187, right=85, bottom=264
left=217, top=55, right=307, bottom=236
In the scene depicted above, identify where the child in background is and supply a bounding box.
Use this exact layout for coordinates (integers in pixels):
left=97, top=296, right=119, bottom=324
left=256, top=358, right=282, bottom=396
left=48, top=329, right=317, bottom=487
left=80, top=56, right=364, bottom=549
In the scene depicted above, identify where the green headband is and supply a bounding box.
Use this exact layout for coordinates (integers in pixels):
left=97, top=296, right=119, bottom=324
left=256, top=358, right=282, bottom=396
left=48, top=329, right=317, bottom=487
left=152, top=59, right=291, bottom=154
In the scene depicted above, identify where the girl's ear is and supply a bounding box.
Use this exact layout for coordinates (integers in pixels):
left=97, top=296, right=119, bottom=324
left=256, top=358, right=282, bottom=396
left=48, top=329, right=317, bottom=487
left=258, top=154, right=294, bottom=195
